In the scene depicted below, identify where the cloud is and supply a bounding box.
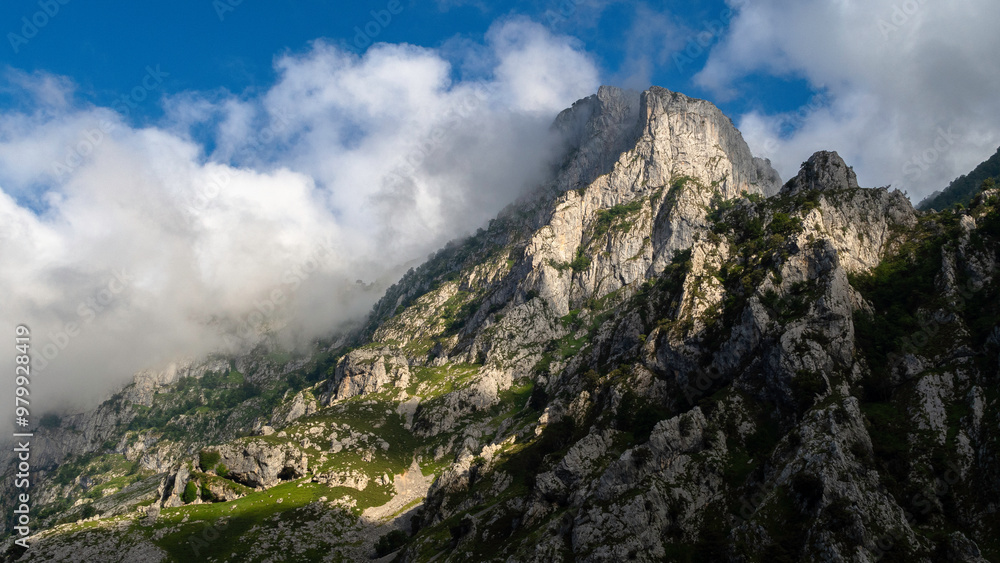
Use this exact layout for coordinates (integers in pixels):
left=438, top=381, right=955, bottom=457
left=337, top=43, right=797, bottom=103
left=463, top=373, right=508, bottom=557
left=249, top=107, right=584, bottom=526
left=1, top=67, right=76, bottom=111
left=612, top=4, right=688, bottom=89
left=696, top=0, right=1000, bottom=200
left=488, top=16, right=601, bottom=114
left=0, top=19, right=600, bottom=419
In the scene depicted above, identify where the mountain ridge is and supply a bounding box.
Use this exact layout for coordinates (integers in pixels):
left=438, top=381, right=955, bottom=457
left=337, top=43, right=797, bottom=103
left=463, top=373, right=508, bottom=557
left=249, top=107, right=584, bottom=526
left=3, top=85, right=999, bottom=563
left=918, top=146, right=1000, bottom=211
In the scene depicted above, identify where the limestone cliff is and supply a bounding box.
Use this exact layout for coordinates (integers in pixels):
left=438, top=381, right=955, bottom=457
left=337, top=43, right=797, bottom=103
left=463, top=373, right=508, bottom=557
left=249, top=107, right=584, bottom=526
left=3, top=87, right=999, bottom=563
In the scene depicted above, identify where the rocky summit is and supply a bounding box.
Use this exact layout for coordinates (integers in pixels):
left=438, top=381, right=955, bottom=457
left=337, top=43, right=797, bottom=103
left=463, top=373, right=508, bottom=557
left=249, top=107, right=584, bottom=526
left=3, top=86, right=999, bottom=562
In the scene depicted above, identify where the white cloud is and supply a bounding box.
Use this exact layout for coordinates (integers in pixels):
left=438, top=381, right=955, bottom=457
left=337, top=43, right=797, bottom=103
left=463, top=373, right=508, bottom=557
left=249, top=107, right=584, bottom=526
left=2, top=68, right=76, bottom=111
left=697, top=0, right=1000, bottom=200
left=0, top=19, right=600, bottom=419
left=488, top=17, right=601, bottom=114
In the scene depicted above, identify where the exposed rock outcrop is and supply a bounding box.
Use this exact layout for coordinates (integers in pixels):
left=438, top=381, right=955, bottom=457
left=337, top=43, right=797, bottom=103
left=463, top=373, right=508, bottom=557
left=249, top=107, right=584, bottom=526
left=780, top=150, right=859, bottom=195
left=6, top=86, right=999, bottom=563
left=213, top=440, right=308, bottom=489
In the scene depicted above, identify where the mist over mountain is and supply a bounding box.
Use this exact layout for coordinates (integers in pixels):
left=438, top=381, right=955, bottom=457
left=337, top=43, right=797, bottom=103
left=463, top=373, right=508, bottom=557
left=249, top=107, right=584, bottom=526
left=3, top=84, right=998, bottom=562
left=0, top=19, right=599, bottom=422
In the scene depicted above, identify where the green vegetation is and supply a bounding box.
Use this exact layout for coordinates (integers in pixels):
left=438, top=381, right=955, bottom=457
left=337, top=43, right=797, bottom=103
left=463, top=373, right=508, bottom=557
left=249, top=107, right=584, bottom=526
left=181, top=481, right=199, bottom=504
left=849, top=218, right=949, bottom=378
left=790, top=371, right=827, bottom=414
left=375, top=529, right=410, bottom=556
left=592, top=199, right=644, bottom=239
left=193, top=471, right=252, bottom=502
left=661, top=249, right=693, bottom=296
left=149, top=479, right=371, bottom=561
left=22, top=151, right=1000, bottom=563
left=768, top=212, right=802, bottom=237
left=707, top=193, right=739, bottom=224
left=918, top=146, right=1000, bottom=210
left=199, top=449, right=221, bottom=471
left=408, top=363, right=483, bottom=399
left=798, top=190, right=822, bottom=214
left=760, top=281, right=821, bottom=325
left=698, top=197, right=813, bottom=347
left=439, top=290, right=479, bottom=334
left=569, top=247, right=592, bottom=272
left=361, top=216, right=515, bottom=338
left=53, top=453, right=97, bottom=486
left=860, top=401, right=910, bottom=491
left=127, top=369, right=260, bottom=437
left=200, top=482, right=213, bottom=502
left=495, top=418, right=578, bottom=489
left=547, top=258, right=570, bottom=273
left=672, top=175, right=695, bottom=191
left=616, top=390, right=671, bottom=442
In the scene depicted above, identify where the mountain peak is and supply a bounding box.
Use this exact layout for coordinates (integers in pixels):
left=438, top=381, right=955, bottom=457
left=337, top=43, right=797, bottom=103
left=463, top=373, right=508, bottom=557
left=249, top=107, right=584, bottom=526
left=553, top=85, right=781, bottom=200
left=638, top=86, right=781, bottom=198
left=780, top=150, right=860, bottom=196
left=551, top=85, right=643, bottom=190
left=12, top=85, right=997, bottom=563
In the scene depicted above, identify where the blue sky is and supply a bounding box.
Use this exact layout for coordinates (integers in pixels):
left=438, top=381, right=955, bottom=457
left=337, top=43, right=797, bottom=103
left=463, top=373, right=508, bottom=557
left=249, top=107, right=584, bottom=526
left=4, top=0, right=1000, bottom=414
left=0, top=0, right=811, bottom=127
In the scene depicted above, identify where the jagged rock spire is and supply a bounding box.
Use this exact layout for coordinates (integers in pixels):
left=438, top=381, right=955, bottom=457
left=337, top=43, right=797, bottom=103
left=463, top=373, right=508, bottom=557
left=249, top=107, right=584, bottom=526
left=780, top=150, right=860, bottom=196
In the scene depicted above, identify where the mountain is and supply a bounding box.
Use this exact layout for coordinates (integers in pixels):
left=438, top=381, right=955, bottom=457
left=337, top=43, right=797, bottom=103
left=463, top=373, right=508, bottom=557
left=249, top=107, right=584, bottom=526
left=3, top=86, right=999, bottom=563
left=918, top=146, right=1000, bottom=211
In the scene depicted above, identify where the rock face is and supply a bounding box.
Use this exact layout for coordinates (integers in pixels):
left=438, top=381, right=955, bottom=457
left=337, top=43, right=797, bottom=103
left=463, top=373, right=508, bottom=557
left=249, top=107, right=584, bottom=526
left=551, top=85, right=643, bottom=190
left=158, top=464, right=191, bottom=508
left=328, top=348, right=410, bottom=402
left=272, top=390, right=318, bottom=425
left=781, top=150, right=860, bottom=195
left=639, top=86, right=779, bottom=199
left=213, top=440, right=309, bottom=489
left=4, top=86, right=999, bottom=563
left=516, top=86, right=782, bottom=320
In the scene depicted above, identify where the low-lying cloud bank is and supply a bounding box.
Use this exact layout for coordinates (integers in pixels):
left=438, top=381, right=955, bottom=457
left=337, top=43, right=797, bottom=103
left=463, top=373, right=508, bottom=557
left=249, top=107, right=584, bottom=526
left=7, top=0, right=999, bottom=420
left=0, top=18, right=600, bottom=417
